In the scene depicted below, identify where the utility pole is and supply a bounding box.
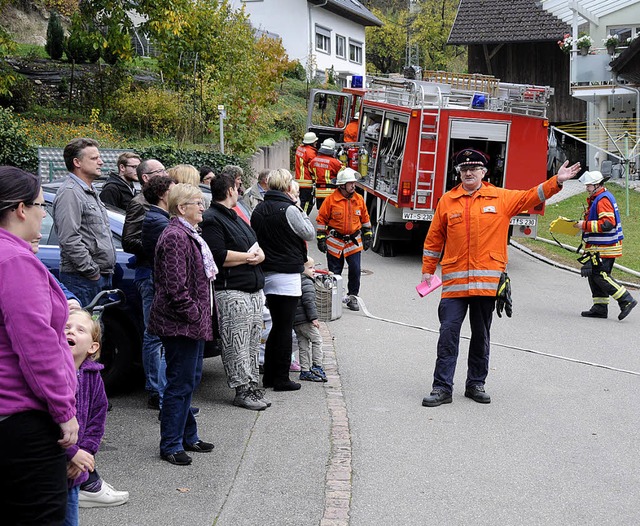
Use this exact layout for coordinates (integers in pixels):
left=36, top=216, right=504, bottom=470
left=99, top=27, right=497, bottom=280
left=218, top=105, right=226, bottom=154
left=405, top=0, right=421, bottom=68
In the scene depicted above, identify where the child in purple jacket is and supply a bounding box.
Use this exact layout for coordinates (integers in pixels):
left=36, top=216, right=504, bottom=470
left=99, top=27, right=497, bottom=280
left=64, top=310, right=128, bottom=525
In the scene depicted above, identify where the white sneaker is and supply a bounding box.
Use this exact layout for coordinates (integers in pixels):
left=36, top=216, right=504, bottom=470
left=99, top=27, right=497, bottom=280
left=78, top=480, right=129, bottom=508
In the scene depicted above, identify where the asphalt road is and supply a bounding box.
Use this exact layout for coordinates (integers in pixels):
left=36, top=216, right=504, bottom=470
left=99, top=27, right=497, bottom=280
left=83, top=241, right=640, bottom=526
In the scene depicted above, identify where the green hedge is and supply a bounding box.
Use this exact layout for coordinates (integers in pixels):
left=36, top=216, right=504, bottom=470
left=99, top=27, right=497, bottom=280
left=0, top=107, right=38, bottom=173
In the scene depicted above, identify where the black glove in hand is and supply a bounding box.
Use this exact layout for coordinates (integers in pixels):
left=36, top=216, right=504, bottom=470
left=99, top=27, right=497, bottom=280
left=362, top=228, right=372, bottom=251
left=317, top=235, right=327, bottom=254
left=496, top=272, right=512, bottom=318
left=578, top=252, right=600, bottom=277
left=580, top=261, right=592, bottom=277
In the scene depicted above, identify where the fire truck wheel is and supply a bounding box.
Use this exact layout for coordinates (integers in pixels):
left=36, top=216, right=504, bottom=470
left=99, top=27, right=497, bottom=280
left=372, top=224, right=396, bottom=257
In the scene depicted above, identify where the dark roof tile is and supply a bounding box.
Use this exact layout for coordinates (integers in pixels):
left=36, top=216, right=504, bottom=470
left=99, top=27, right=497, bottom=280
left=448, top=0, right=570, bottom=45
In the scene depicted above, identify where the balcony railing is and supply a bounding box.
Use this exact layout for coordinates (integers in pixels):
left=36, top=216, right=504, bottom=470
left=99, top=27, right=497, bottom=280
left=570, top=46, right=628, bottom=86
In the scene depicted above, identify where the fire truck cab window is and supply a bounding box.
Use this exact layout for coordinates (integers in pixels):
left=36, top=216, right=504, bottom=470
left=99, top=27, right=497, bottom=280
left=310, top=92, right=349, bottom=129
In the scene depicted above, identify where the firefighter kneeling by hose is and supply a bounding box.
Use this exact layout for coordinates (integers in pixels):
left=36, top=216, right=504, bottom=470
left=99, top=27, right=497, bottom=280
left=316, top=167, right=372, bottom=312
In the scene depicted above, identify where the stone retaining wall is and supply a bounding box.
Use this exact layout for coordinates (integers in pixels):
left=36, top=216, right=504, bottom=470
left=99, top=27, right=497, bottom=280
left=245, top=138, right=293, bottom=180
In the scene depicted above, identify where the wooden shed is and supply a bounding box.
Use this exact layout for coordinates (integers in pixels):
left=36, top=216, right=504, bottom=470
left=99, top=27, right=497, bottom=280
left=447, top=0, right=586, bottom=124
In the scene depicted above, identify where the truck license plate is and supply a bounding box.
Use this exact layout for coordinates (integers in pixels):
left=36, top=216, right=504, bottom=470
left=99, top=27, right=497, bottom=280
left=402, top=211, right=434, bottom=221
left=510, top=217, right=537, bottom=226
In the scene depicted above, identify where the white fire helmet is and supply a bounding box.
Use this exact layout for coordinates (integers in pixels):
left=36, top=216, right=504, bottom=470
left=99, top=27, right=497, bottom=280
left=321, top=138, right=336, bottom=150
left=578, top=170, right=605, bottom=185
left=303, top=131, right=318, bottom=144
left=336, top=167, right=360, bottom=185
left=353, top=112, right=360, bottom=120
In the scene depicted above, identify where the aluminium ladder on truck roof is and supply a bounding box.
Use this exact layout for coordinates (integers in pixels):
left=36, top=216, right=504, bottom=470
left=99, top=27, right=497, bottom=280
left=364, top=72, right=554, bottom=118
left=362, top=72, right=555, bottom=212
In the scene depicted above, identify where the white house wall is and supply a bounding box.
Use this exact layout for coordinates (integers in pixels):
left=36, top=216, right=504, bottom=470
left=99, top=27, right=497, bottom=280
left=312, top=8, right=366, bottom=81
left=594, top=4, right=640, bottom=44
left=230, top=0, right=367, bottom=83
left=229, top=0, right=310, bottom=65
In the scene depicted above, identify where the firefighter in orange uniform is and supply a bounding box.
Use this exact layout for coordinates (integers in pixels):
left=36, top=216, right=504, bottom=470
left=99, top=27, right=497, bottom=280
left=294, top=131, right=318, bottom=215
left=310, top=138, right=343, bottom=211
left=316, top=167, right=371, bottom=312
left=343, top=112, right=359, bottom=143
left=420, top=149, right=580, bottom=407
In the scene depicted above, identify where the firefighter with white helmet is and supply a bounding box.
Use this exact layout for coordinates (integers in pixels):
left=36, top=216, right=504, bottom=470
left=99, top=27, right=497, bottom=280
left=294, top=131, right=318, bottom=214
left=574, top=170, right=637, bottom=320
left=309, top=138, right=343, bottom=210
left=316, top=167, right=372, bottom=311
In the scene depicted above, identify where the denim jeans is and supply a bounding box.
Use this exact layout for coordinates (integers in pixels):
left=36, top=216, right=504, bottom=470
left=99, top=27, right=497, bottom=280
left=432, top=297, right=494, bottom=393
left=160, top=336, right=204, bottom=455
left=327, top=250, right=361, bottom=296
left=136, top=275, right=166, bottom=400
left=63, top=485, right=79, bottom=526
left=59, top=272, right=112, bottom=308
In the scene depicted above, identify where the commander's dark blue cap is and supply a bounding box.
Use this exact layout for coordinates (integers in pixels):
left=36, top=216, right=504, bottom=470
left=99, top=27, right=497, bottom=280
left=454, top=149, right=489, bottom=167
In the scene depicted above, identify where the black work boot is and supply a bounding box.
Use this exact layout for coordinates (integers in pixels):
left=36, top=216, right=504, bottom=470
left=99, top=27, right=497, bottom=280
left=464, top=384, right=491, bottom=404
left=618, top=298, right=638, bottom=321
left=422, top=389, right=452, bottom=407
left=581, top=305, right=608, bottom=319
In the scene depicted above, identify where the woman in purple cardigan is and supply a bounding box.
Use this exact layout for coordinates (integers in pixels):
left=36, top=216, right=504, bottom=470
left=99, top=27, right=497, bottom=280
left=149, top=184, right=217, bottom=466
left=0, top=166, right=78, bottom=524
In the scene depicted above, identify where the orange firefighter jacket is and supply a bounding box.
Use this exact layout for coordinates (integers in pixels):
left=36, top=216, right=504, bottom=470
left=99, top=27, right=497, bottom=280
left=294, top=144, right=317, bottom=189
left=343, top=121, right=359, bottom=143
left=317, top=189, right=371, bottom=258
left=422, top=175, right=564, bottom=298
left=310, top=154, right=343, bottom=200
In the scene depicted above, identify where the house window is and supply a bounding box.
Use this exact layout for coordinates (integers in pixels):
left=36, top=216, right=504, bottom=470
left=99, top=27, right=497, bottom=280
left=336, top=35, right=346, bottom=58
left=606, top=25, right=640, bottom=46
left=349, top=39, right=362, bottom=64
left=316, top=25, right=331, bottom=54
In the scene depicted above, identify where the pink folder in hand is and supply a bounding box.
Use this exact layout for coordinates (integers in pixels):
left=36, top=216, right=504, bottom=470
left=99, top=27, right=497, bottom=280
left=416, top=275, right=442, bottom=297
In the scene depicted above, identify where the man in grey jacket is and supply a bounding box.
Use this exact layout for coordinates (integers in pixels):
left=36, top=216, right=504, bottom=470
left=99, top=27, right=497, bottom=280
left=53, top=137, right=116, bottom=306
left=244, top=169, right=270, bottom=214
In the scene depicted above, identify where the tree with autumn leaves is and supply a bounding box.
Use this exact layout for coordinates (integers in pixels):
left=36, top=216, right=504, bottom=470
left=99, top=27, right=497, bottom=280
left=365, top=0, right=466, bottom=75
left=2, top=0, right=290, bottom=153
left=141, top=0, right=289, bottom=152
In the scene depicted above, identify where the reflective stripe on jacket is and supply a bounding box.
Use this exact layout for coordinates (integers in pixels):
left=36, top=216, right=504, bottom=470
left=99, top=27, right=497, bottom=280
left=295, top=144, right=317, bottom=188
left=317, top=189, right=371, bottom=257
left=422, top=176, right=563, bottom=298
left=310, top=154, right=342, bottom=199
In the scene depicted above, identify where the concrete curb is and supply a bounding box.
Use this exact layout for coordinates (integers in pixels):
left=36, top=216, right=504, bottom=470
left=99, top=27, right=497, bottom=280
left=319, top=322, right=352, bottom=526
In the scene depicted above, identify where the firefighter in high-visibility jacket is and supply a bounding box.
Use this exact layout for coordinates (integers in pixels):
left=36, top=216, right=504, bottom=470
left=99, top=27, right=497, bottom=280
left=573, top=170, right=637, bottom=320
left=420, top=149, right=581, bottom=408
left=294, top=131, right=318, bottom=215
left=316, top=167, right=371, bottom=312
left=309, top=138, right=343, bottom=211
left=343, top=112, right=359, bottom=143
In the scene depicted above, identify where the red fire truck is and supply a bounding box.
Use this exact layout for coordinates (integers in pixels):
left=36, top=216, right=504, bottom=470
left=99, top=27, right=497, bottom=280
left=306, top=72, right=554, bottom=256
